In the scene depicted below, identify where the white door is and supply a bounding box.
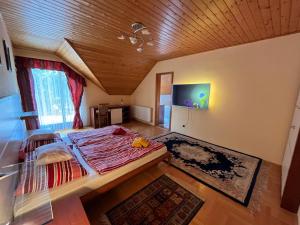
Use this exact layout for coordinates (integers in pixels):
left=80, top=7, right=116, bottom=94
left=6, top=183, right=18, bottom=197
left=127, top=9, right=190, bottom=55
left=281, top=93, right=300, bottom=195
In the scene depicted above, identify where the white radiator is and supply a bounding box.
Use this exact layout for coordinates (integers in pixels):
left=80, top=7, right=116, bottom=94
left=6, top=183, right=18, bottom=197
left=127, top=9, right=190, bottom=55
left=131, top=105, right=152, bottom=123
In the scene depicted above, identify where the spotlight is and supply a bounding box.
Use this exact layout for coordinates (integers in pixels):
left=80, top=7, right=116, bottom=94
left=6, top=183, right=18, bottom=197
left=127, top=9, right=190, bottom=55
left=141, top=29, right=151, bottom=35
left=117, top=34, right=125, bottom=40
left=129, top=36, right=138, bottom=45
left=146, top=41, right=154, bottom=46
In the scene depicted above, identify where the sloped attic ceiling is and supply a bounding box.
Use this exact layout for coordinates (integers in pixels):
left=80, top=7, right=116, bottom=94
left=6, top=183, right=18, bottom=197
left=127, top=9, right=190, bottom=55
left=0, top=0, right=300, bottom=94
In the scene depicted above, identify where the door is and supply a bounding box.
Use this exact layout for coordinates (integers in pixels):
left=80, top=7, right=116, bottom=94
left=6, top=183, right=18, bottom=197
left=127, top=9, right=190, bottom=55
left=155, top=72, right=173, bottom=129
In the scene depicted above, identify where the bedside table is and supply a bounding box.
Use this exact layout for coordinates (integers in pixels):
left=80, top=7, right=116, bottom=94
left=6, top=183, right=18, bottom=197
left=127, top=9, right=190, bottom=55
left=49, top=196, right=90, bottom=225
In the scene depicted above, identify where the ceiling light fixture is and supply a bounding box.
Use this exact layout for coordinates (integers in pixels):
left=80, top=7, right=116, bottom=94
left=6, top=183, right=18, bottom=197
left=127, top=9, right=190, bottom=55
left=117, top=22, right=154, bottom=53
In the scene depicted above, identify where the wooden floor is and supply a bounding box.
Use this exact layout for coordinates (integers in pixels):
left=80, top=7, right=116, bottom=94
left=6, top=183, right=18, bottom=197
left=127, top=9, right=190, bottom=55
left=83, top=121, right=298, bottom=225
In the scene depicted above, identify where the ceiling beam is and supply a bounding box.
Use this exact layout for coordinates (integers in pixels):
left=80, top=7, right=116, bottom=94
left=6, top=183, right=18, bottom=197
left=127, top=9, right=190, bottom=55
left=55, top=38, right=106, bottom=92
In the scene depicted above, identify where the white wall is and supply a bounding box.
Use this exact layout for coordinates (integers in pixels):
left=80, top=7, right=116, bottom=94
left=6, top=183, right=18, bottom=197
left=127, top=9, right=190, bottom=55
left=81, top=79, right=130, bottom=126
left=131, top=33, right=300, bottom=164
left=0, top=14, right=19, bottom=97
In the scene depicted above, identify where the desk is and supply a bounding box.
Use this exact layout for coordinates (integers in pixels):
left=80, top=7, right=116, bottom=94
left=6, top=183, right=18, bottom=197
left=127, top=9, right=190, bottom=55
left=49, top=196, right=90, bottom=225
left=90, top=105, right=130, bottom=128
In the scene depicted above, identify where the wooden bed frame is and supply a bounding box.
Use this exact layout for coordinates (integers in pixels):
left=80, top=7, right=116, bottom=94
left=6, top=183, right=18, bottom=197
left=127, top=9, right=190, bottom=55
left=81, top=151, right=170, bottom=203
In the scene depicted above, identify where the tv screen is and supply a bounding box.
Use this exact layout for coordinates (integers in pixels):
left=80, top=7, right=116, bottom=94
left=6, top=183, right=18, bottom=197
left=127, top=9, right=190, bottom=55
left=172, top=83, right=210, bottom=109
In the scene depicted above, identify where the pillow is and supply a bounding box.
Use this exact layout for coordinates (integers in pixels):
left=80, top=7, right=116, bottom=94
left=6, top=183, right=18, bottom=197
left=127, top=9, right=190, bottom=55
left=15, top=152, right=87, bottom=196
left=35, top=142, right=73, bottom=166
left=112, top=127, right=127, bottom=135
left=19, top=136, right=63, bottom=162
left=28, top=129, right=58, bottom=141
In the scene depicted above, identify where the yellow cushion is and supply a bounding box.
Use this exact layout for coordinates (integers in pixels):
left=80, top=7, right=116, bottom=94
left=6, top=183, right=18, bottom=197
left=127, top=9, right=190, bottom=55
left=131, top=137, right=150, bottom=148
left=140, top=137, right=150, bottom=147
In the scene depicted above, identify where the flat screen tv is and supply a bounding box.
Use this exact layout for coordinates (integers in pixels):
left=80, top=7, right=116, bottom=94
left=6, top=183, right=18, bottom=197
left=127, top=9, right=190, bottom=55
left=172, top=83, right=210, bottom=109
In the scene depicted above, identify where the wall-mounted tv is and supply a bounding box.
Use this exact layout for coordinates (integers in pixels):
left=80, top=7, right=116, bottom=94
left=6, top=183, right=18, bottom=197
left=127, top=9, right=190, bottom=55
left=172, top=83, right=210, bottom=109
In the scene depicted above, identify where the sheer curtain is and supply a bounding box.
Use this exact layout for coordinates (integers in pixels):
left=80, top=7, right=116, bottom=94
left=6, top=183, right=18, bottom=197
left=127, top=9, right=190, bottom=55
left=32, top=68, right=75, bottom=130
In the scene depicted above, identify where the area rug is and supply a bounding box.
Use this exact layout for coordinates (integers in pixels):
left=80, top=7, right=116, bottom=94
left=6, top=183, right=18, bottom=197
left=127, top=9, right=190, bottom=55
left=106, top=175, right=204, bottom=225
left=153, top=132, right=262, bottom=206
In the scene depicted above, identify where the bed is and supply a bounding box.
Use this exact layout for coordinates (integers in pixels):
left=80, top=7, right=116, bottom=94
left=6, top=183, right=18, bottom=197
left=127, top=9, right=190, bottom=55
left=14, top=125, right=168, bottom=216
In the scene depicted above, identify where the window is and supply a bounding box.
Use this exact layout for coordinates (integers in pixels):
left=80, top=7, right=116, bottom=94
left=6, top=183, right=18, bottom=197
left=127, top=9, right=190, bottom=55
left=32, top=68, right=74, bottom=130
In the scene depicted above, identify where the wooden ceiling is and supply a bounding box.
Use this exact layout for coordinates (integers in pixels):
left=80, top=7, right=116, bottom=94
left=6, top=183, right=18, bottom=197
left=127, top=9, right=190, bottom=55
left=0, top=0, right=299, bottom=94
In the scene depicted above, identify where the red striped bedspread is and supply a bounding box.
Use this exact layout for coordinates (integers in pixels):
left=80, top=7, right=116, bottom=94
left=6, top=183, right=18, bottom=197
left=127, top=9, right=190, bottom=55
left=68, top=126, right=165, bottom=174
left=68, top=125, right=137, bottom=146
left=16, top=136, right=87, bottom=195
left=16, top=150, right=87, bottom=196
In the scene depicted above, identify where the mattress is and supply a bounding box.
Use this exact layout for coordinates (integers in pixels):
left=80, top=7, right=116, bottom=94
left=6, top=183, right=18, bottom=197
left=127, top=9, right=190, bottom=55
left=14, top=145, right=167, bottom=216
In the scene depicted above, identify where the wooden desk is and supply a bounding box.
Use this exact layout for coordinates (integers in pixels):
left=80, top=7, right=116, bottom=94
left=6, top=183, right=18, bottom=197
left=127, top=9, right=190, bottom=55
left=90, top=105, right=130, bottom=128
left=49, top=196, right=90, bottom=225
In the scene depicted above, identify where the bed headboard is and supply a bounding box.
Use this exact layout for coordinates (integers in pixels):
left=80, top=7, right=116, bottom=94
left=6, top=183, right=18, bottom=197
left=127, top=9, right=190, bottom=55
left=0, top=94, right=25, bottom=166
left=0, top=94, right=26, bottom=224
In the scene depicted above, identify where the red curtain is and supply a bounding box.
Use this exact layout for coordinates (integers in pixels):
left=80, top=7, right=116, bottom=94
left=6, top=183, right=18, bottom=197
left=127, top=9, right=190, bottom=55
left=15, top=57, right=40, bottom=130
left=15, top=56, right=86, bottom=129
left=63, top=65, right=86, bottom=129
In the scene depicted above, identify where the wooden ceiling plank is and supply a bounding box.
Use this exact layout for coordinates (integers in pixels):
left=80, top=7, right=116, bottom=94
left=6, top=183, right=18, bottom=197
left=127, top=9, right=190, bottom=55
left=280, top=0, right=293, bottom=34
left=91, top=0, right=214, bottom=51
left=71, top=42, right=159, bottom=61
left=150, top=0, right=225, bottom=48
left=0, top=0, right=299, bottom=95
left=298, top=12, right=300, bottom=29
left=71, top=42, right=157, bottom=92
left=213, top=0, right=251, bottom=42
left=194, top=0, right=245, bottom=44
left=270, top=0, right=282, bottom=35
left=288, top=0, right=300, bottom=32
left=0, top=6, right=120, bottom=40
left=235, top=0, right=262, bottom=39
left=164, top=0, right=233, bottom=46
left=247, top=0, right=269, bottom=38
left=222, top=0, right=257, bottom=41
left=2, top=0, right=186, bottom=52
left=125, top=0, right=219, bottom=50
left=22, top=0, right=216, bottom=53
left=183, top=0, right=239, bottom=44
left=69, top=0, right=198, bottom=50
left=258, top=0, right=276, bottom=37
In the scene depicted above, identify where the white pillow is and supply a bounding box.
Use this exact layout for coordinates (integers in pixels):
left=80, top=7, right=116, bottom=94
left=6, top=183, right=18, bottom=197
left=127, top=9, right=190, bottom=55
left=35, top=142, right=73, bottom=165
left=28, top=129, right=59, bottom=141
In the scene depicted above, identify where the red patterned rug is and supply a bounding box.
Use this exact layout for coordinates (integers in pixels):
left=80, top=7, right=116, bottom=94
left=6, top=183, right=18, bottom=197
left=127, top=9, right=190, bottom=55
left=106, top=175, right=204, bottom=225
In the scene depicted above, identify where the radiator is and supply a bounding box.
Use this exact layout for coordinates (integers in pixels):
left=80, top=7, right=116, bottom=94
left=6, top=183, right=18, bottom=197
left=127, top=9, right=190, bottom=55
left=131, top=105, right=152, bottom=123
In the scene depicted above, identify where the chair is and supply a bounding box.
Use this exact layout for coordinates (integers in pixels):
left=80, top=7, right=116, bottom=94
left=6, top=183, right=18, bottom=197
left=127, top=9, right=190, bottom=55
left=98, top=104, right=109, bottom=127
